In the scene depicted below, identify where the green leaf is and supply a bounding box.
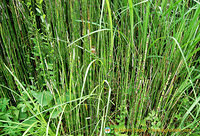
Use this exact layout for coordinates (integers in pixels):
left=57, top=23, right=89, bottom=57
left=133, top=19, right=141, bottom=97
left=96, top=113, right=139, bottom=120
left=0, top=112, right=12, bottom=121
left=10, top=106, right=19, bottom=119
left=19, top=111, right=28, bottom=120
left=51, top=108, right=62, bottom=118
left=17, top=103, right=27, bottom=112
left=23, top=117, right=37, bottom=125
left=31, top=91, right=53, bottom=107
left=0, top=98, right=9, bottom=112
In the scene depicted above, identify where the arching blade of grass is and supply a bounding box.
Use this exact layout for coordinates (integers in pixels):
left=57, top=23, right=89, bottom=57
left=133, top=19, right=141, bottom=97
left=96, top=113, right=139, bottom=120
left=180, top=96, right=200, bottom=128
left=170, top=36, right=196, bottom=98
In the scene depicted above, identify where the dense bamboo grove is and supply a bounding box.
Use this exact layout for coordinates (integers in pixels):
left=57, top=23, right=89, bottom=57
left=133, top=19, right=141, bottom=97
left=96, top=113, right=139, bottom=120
left=0, top=0, right=200, bottom=135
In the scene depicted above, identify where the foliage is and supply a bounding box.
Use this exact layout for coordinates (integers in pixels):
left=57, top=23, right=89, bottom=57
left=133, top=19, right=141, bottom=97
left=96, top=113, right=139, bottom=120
left=0, top=0, right=200, bottom=135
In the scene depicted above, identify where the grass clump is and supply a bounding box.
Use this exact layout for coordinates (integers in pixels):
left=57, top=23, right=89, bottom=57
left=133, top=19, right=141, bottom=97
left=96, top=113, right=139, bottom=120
left=0, top=0, right=200, bottom=135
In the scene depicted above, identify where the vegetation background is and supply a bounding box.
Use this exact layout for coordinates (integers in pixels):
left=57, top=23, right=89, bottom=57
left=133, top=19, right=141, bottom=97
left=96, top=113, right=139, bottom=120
left=0, top=0, right=200, bottom=135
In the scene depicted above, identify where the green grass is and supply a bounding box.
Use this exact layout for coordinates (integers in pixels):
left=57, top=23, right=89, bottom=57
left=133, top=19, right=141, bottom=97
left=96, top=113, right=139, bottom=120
left=0, top=0, right=200, bottom=135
